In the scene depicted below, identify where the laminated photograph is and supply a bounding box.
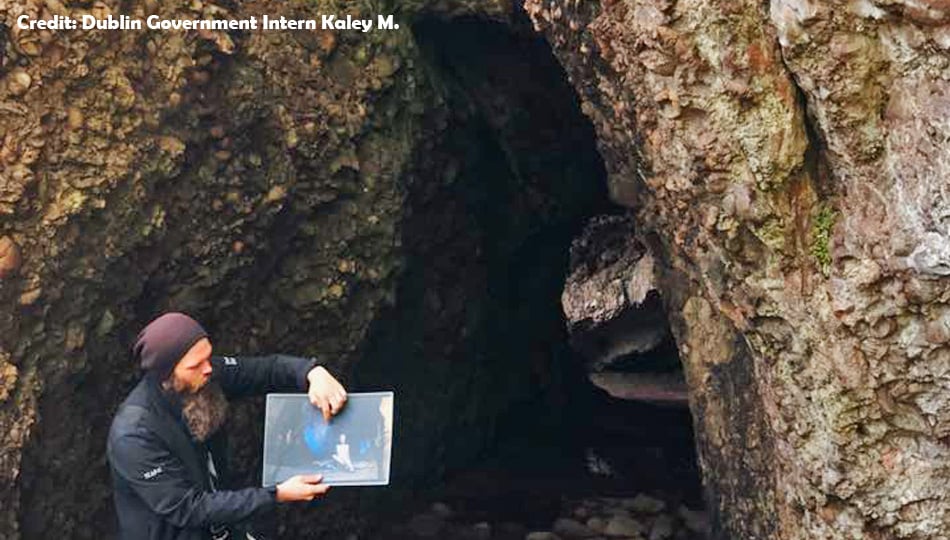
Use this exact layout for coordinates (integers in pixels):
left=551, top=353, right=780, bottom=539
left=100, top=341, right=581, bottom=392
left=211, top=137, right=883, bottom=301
left=263, top=392, right=394, bottom=487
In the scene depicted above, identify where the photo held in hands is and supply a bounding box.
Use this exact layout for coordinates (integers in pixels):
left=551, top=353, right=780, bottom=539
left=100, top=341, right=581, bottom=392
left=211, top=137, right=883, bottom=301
left=263, top=392, right=394, bottom=487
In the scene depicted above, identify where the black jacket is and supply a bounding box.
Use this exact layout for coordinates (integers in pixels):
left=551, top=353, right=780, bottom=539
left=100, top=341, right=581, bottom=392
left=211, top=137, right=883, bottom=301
left=107, top=354, right=318, bottom=540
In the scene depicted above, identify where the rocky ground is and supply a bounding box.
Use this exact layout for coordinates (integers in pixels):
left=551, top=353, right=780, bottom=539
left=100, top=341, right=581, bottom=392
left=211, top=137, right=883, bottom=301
left=340, top=377, right=707, bottom=540
left=365, top=493, right=708, bottom=540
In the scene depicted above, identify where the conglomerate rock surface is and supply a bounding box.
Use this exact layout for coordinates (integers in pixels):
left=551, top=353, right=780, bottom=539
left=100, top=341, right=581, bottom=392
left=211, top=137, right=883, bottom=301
left=1, top=0, right=431, bottom=534
left=527, top=0, right=950, bottom=538
left=0, top=0, right=609, bottom=538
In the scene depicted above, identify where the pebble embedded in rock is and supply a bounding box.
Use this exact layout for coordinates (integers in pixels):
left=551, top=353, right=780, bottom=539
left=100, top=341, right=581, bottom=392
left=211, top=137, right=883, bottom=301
left=67, top=107, right=84, bottom=130
left=604, top=515, right=643, bottom=537
left=0, top=360, right=17, bottom=403
left=552, top=517, right=595, bottom=538
left=318, top=30, right=336, bottom=54
left=265, top=185, right=287, bottom=204
left=925, top=316, right=950, bottom=344
left=96, top=310, right=116, bottom=337
left=0, top=236, right=22, bottom=278
left=18, top=287, right=41, bottom=306
left=7, top=69, right=32, bottom=96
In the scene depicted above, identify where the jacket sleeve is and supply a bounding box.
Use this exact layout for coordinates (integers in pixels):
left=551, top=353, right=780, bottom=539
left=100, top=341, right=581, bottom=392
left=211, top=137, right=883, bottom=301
left=107, top=431, right=275, bottom=528
left=211, top=354, right=319, bottom=399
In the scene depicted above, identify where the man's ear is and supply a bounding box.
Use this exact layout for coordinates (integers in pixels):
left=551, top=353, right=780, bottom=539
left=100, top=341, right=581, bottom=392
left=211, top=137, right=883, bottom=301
left=160, top=372, right=179, bottom=393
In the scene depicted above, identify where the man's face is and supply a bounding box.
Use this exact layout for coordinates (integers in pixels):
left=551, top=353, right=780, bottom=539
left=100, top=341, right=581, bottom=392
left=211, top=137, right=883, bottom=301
left=169, top=338, right=213, bottom=394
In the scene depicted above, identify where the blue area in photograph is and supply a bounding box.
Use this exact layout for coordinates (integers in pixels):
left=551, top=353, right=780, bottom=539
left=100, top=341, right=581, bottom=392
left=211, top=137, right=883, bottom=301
left=359, top=440, right=370, bottom=455
left=303, top=423, right=330, bottom=455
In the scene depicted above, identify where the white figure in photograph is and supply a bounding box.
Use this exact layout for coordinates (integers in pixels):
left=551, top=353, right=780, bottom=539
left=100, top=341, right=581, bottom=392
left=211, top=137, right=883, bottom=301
left=332, top=433, right=355, bottom=472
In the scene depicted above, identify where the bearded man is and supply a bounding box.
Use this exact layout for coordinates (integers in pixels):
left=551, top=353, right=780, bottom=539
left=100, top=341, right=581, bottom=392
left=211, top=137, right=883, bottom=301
left=107, top=312, right=348, bottom=540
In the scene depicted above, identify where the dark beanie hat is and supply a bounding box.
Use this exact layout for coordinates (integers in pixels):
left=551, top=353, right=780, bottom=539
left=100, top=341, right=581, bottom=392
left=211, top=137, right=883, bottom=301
left=133, top=312, right=209, bottom=380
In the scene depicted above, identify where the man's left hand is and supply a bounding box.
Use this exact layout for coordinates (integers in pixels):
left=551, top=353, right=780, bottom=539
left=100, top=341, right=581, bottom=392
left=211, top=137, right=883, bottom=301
left=307, top=365, right=347, bottom=421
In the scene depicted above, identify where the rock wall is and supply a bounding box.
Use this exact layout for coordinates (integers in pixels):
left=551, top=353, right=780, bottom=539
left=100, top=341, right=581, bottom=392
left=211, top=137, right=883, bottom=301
left=527, top=0, right=950, bottom=538
left=0, top=1, right=608, bottom=538
left=1, top=0, right=435, bottom=534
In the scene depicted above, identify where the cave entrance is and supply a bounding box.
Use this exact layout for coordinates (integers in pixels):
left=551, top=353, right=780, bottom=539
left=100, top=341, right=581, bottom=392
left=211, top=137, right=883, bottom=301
left=7, top=5, right=712, bottom=540
left=354, top=11, right=706, bottom=540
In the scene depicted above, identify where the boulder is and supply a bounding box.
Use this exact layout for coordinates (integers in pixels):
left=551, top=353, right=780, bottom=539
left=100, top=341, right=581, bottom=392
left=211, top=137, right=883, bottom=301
left=604, top=515, right=644, bottom=537
left=552, top=517, right=596, bottom=538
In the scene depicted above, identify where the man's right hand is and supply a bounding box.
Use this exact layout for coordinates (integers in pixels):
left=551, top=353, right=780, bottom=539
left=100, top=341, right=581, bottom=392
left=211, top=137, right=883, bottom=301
left=275, top=474, right=330, bottom=502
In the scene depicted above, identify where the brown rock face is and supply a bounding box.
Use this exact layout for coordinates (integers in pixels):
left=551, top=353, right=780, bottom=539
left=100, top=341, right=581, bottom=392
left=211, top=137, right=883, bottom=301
left=528, top=0, right=950, bottom=538
left=3, top=0, right=426, bottom=533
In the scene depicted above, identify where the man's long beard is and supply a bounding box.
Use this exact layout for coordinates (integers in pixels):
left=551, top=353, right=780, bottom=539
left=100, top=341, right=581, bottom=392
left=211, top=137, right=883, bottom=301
left=164, top=379, right=229, bottom=442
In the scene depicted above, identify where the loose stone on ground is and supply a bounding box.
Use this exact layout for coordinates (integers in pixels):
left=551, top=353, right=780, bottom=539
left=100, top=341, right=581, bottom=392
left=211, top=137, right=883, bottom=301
left=381, top=493, right=707, bottom=539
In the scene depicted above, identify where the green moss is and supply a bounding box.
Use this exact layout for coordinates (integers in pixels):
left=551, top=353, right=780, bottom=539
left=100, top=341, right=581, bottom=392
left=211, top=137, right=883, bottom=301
left=811, top=203, right=836, bottom=275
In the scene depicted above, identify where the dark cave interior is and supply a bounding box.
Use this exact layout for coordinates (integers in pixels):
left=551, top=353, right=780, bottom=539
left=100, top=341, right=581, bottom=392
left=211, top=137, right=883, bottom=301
left=352, top=13, right=703, bottom=539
